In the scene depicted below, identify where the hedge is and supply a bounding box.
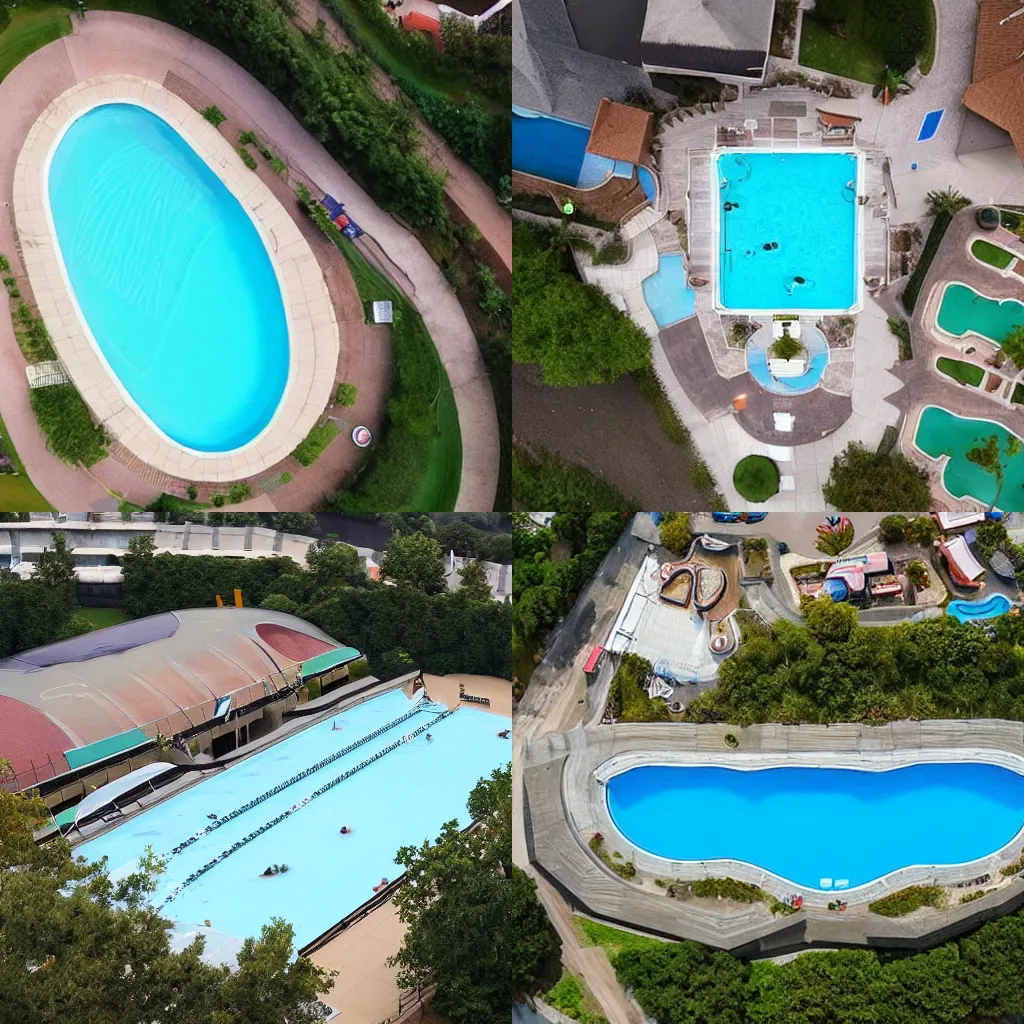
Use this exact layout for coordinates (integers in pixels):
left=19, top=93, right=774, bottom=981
left=29, top=384, right=108, bottom=466
left=901, top=210, right=951, bottom=314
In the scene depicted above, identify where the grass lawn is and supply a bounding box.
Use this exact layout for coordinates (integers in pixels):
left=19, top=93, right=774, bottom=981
left=0, top=4, right=71, bottom=84
left=76, top=606, right=130, bottom=630
left=972, top=238, right=1015, bottom=270
left=798, top=3, right=883, bottom=84
left=733, top=455, right=780, bottom=502
left=920, top=0, right=937, bottom=74
left=574, top=918, right=666, bottom=958
left=329, top=234, right=462, bottom=512
left=937, top=357, right=984, bottom=387
left=0, top=410, right=55, bottom=511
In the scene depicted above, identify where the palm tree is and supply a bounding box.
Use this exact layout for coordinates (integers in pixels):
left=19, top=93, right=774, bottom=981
left=966, top=433, right=1022, bottom=511
left=925, top=187, right=972, bottom=218
left=872, top=66, right=913, bottom=105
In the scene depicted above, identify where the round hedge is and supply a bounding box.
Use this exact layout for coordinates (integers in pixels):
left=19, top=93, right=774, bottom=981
left=733, top=455, right=780, bottom=502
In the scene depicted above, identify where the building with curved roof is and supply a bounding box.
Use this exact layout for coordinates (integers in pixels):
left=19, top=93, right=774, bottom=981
left=0, top=607, right=356, bottom=792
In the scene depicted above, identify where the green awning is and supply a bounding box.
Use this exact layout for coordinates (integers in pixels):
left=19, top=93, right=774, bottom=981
left=54, top=806, right=78, bottom=828
left=64, top=727, right=149, bottom=770
left=300, top=646, right=361, bottom=677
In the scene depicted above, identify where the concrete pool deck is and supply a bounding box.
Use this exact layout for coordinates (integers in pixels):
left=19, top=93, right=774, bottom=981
left=0, top=13, right=498, bottom=510
left=522, top=719, right=1024, bottom=955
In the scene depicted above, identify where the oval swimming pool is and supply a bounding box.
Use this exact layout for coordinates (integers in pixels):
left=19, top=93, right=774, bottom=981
left=48, top=103, right=289, bottom=452
left=947, top=594, right=1013, bottom=623
left=606, top=762, right=1024, bottom=890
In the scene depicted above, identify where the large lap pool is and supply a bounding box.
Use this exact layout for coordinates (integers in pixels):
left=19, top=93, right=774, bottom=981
left=717, top=151, right=859, bottom=311
left=936, top=282, right=1024, bottom=344
left=48, top=103, right=289, bottom=452
left=76, top=689, right=511, bottom=945
left=606, top=762, right=1024, bottom=890
left=914, top=406, right=1024, bottom=507
left=512, top=110, right=615, bottom=188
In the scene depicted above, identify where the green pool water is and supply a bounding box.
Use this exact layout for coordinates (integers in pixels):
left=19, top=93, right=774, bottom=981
left=937, top=283, right=1024, bottom=344
left=915, top=406, right=1024, bottom=507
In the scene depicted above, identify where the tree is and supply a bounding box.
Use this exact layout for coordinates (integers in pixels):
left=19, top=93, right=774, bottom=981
left=822, top=442, right=931, bottom=511
left=0, top=769, right=335, bottom=1023
left=269, top=513, right=321, bottom=536
left=1001, top=324, right=1024, bottom=369
left=35, top=530, right=76, bottom=601
left=381, top=532, right=447, bottom=594
left=966, top=433, right=1021, bottom=510
left=925, top=187, right=971, bottom=218
left=659, top=513, right=692, bottom=555
left=389, top=766, right=557, bottom=1024
left=879, top=514, right=910, bottom=543
left=305, top=541, right=367, bottom=594
left=513, top=223, right=651, bottom=386
left=258, top=593, right=302, bottom=615
left=872, top=65, right=913, bottom=104
left=457, top=560, right=493, bottom=602
left=906, top=515, right=939, bottom=547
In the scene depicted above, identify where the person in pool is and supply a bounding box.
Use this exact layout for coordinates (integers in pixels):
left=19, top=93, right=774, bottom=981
left=339, top=826, right=351, bottom=835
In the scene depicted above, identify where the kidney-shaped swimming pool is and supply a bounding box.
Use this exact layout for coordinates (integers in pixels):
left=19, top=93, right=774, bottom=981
left=606, top=762, right=1024, bottom=890
left=48, top=103, right=289, bottom=453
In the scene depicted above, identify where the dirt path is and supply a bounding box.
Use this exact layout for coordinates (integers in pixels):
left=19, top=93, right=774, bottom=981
left=513, top=363, right=705, bottom=508
left=294, top=0, right=511, bottom=275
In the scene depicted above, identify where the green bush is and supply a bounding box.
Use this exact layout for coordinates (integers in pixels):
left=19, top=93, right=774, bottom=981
left=335, top=382, right=358, bottom=407
left=1000, top=849, right=1024, bottom=876
left=292, top=420, right=339, bottom=467
left=902, top=211, right=951, bottom=314
left=29, top=385, right=107, bottom=467
left=305, top=678, right=322, bottom=701
left=876, top=424, right=899, bottom=457
left=0, top=4, right=10, bottom=32
left=879, top=514, right=910, bottom=542
left=865, top=0, right=928, bottom=72
left=592, top=241, right=629, bottom=266
left=770, top=334, right=803, bottom=361
left=228, top=482, right=252, bottom=503
left=187, top=484, right=198, bottom=501
left=733, top=455, right=780, bottom=502
left=960, top=888, right=995, bottom=904
left=608, top=653, right=670, bottom=723
left=659, top=512, right=692, bottom=555
left=887, top=316, right=912, bottom=360
left=684, top=877, right=763, bottom=902
left=816, top=523, right=854, bottom=556
left=210, top=493, right=226, bottom=507
left=589, top=834, right=637, bottom=879
left=201, top=105, right=226, bottom=127
left=475, top=262, right=511, bottom=333
left=869, top=885, right=945, bottom=917
left=347, top=657, right=371, bottom=681
left=237, top=146, right=257, bottom=170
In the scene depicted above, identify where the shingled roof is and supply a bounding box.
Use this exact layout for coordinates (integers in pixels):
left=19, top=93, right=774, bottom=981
left=586, top=99, right=654, bottom=163
left=963, top=0, right=1024, bottom=158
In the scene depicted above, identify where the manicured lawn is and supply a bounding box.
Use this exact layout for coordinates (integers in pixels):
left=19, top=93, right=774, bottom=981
left=972, top=238, right=1015, bottom=270
left=76, top=606, right=130, bottom=630
left=0, top=4, right=71, bottom=84
left=0, top=410, right=55, bottom=511
left=733, top=455, right=780, bottom=502
left=574, top=918, right=665, bottom=958
left=920, top=0, right=937, bottom=74
left=937, top=357, right=984, bottom=387
left=798, top=1, right=883, bottom=84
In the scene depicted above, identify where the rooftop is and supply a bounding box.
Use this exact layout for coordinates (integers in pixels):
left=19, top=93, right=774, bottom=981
left=587, top=98, right=655, bottom=163
left=963, top=0, right=1024, bottom=158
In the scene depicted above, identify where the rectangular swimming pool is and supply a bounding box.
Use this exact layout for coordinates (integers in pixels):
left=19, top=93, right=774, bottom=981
left=716, top=151, right=860, bottom=312
left=75, top=688, right=511, bottom=946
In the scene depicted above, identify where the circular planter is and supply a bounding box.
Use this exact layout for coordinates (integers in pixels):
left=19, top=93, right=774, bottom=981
left=977, top=207, right=1000, bottom=231
left=733, top=455, right=780, bottom=502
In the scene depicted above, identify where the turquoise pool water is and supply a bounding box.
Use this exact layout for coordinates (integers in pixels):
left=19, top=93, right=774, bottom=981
left=947, top=594, right=1013, bottom=623
left=75, top=689, right=511, bottom=944
left=717, top=152, right=858, bottom=310
left=606, top=762, right=1024, bottom=889
left=48, top=103, right=288, bottom=452
left=915, top=406, right=1024, bottom=507
left=747, top=327, right=829, bottom=394
left=642, top=255, right=695, bottom=327
left=937, top=283, right=1024, bottom=344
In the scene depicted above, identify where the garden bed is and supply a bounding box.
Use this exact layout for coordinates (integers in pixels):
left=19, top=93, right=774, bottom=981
left=971, top=238, right=1015, bottom=270
left=937, top=357, right=984, bottom=387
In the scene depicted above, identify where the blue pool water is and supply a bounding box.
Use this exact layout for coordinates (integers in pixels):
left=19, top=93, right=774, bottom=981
left=642, top=255, right=696, bottom=327
left=76, top=689, right=510, bottom=944
left=606, top=762, right=1024, bottom=889
left=917, top=109, right=944, bottom=142
left=717, top=152, right=858, bottom=311
left=48, top=103, right=288, bottom=452
left=512, top=111, right=591, bottom=186
left=747, top=329, right=829, bottom=394
left=638, top=167, right=657, bottom=202
left=947, top=594, right=1013, bottom=623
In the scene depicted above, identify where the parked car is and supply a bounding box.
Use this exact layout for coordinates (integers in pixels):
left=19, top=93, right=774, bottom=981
left=712, top=513, right=743, bottom=523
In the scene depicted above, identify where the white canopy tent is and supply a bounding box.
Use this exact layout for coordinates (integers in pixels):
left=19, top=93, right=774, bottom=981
left=72, top=761, right=179, bottom=828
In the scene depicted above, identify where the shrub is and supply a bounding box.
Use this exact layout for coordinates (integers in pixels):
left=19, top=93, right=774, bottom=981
left=902, top=212, right=952, bottom=314
left=476, top=262, right=511, bottom=333
left=280, top=471, right=293, bottom=484
left=659, top=512, right=692, bottom=555
left=201, top=105, right=226, bottom=127
left=306, top=678, right=322, bottom=701
left=823, top=442, right=931, bottom=511
left=887, top=316, right=912, bottom=360
left=589, top=834, right=637, bottom=878
left=29, top=384, right=107, bottom=466
left=733, top=455, right=780, bottom=502
left=211, top=493, right=226, bottom=507
left=905, top=559, right=929, bottom=589
left=292, top=420, right=339, bottom=467
left=865, top=0, right=928, bottom=73
left=869, top=885, right=946, bottom=917
left=608, top=653, right=670, bottom=723
left=684, top=877, right=763, bottom=902
left=907, top=515, right=938, bottom=546
left=876, top=425, right=899, bottom=458
left=816, top=523, right=854, bottom=556
left=742, top=537, right=768, bottom=554
left=0, top=4, right=10, bottom=32
left=770, top=334, right=803, bottom=361
left=335, top=382, right=358, bottom=407
left=237, top=146, right=257, bottom=170
left=1000, top=849, right=1024, bottom=876
left=348, top=657, right=371, bottom=681
left=228, top=482, right=252, bottom=503
left=960, top=888, right=996, bottom=903
left=592, top=241, right=629, bottom=266
left=880, top=514, right=910, bottom=542
left=187, top=484, right=198, bottom=500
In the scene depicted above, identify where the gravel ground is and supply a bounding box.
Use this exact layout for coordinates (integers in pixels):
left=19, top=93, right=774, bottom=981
left=513, top=364, right=706, bottom=508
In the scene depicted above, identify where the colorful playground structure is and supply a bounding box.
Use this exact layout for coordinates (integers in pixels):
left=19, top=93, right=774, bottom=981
left=659, top=560, right=728, bottom=615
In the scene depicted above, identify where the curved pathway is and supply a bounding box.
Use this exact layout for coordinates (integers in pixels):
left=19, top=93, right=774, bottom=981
left=0, top=12, right=498, bottom=510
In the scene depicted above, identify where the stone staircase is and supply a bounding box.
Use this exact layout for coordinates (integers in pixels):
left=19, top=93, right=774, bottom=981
left=861, top=152, right=890, bottom=284
left=106, top=440, right=190, bottom=497
left=687, top=150, right=714, bottom=280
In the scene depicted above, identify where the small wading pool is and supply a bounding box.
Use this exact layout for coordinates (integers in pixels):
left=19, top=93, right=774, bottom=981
left=605, top=762, right=1024, bottom=890
left=642, top=255, right=696, bottom=327
left=746, top=325, right=829, bottom=395
left=48, top=103, right=289, bottom=452
left=917, top=109, right=944, bottom=143
left=914, top=406, right=1024, bottom=507
left=717, top=151, right=859, bottom=311
left=947, top=594, right=1013, bottom=623
left=936, top=282, right=1024, bottom=344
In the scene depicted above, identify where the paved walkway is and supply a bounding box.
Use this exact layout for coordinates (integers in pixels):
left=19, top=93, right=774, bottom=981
left=0, top=12, right=498, bottom=510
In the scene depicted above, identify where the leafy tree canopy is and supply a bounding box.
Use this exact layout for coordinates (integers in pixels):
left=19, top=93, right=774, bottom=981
left=380, top=532, right=447, bottom=594
left=822, top=442, right=931, bottom=511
